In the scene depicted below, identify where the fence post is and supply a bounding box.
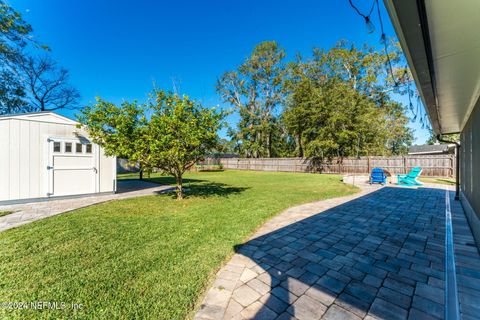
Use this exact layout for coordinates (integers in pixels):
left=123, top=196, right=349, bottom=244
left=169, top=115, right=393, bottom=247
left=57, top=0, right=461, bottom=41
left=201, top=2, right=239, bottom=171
left=367, top=157, right=371, bottom=173
left=403, top=156, right=407, bottom=174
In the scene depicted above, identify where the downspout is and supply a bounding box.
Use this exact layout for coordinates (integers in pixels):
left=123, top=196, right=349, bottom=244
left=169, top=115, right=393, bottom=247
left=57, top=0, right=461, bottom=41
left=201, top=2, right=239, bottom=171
left=437, top=135, right=460, bottom=201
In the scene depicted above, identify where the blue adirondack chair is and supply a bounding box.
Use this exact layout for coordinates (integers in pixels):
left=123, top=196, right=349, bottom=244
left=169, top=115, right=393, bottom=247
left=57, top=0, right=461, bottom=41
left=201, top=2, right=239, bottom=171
left=370, top=168, right=387, bottom=185
left=397, top=167, right=423, bottom=186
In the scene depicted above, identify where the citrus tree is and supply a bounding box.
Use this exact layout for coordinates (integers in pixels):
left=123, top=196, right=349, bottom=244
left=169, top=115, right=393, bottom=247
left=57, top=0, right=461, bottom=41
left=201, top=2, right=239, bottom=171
left=78, top=89, right=224, bottom=199
left=77, top=98, right=153, bottom=178
left=146, top=90, right=224, bottom=198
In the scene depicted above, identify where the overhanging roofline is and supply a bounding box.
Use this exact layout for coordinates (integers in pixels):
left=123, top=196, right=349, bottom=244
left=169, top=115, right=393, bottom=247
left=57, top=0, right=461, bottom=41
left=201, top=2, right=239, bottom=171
left=0, top=110, right=51, bottom=119
left=383, top=0, right=443, bottom=134
left=0, top=111, right=78, bottom=125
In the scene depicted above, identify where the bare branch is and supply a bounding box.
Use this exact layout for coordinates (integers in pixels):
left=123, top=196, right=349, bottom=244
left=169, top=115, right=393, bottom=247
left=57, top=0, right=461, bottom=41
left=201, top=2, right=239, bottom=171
left=18, top=55, right=80, bottom=111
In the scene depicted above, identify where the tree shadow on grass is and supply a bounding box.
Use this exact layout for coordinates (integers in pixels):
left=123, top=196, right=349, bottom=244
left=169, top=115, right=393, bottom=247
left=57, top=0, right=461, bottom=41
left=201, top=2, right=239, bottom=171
left=195, top=169, right=225, bottom=173
left=183, top=182, right=249, bottom=199
left=146, top=176, right=205, bottom=186
left=147, top=177, right=248, bottom=199
left=117, top=175, right=247, bottom=198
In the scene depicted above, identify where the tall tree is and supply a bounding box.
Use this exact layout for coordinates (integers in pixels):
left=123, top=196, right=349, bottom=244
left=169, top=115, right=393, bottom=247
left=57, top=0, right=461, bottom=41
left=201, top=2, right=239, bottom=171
left=217, top=41, right=286, bottom=158
left=282, top=75, right=316, bottom=157
left=0, top=1, right=33, bottom=56
left=0, top=70, right=30, bottom=114
left=19, top=56, right=80, bottom=111
left=284, top=80, right=387, bottom=160
left=283, top=41, right=413, bottom=159
left=0, top=0, right=33, bottom=114
left=383, top=100, right=414, bottom=155
left=1, top=1, right=78, bottom=114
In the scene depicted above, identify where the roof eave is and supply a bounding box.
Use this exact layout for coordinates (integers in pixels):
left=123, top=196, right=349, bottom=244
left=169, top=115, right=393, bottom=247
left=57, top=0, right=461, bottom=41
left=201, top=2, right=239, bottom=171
left=0, top=111, right=78, bottom=125
left=383, top=0, right=443, bottom=135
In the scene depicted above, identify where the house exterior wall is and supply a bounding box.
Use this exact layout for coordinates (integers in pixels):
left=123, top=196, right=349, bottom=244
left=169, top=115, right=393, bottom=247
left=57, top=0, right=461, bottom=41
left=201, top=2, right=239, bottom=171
left=460, top=103, right=480, bottom=246
left=0, top=117, right=116, bottom=202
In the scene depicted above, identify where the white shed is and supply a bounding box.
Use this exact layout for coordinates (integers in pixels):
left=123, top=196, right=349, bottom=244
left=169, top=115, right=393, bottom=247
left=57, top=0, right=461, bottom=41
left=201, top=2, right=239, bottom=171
left=0, top=112, right=116, bottom=204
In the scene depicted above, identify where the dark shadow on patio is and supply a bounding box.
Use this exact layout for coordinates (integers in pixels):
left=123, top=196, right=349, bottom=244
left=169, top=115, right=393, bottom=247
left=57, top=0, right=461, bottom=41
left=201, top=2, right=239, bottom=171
left=230, top=186, right=454, bottom=319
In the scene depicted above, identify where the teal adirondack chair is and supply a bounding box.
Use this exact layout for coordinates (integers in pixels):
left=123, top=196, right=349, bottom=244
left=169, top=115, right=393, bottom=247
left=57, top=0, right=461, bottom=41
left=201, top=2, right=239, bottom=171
left=397, top=167, right=423, bottom=186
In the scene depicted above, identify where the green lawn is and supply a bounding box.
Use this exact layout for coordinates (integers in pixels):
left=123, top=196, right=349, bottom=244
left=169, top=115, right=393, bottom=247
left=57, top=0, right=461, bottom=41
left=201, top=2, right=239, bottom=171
left=117, top=171, right=143, bottom=180
left=0, top=211, right=13, bottom=218
left=419, top=177, right=456, bottom=186
left=0, top=170, right=357, bottom=319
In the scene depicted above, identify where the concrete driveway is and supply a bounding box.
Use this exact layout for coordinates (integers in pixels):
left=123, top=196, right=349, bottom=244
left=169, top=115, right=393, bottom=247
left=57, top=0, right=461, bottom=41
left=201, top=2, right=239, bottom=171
left=195, top=184, right=480, bottom=320
left=0, top=180, right=171, bottom=232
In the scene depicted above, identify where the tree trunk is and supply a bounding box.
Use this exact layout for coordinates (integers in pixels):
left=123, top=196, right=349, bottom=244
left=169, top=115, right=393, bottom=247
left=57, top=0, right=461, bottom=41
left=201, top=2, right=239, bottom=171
left=256, top=131, right=261, bottom=157
left=139, top=169, right=143, bottom=180
left=175, top=175, right=184, bottom=199
left=295, top=134, right=303, bottom=157
left=267, top=131, right=272, bottom=158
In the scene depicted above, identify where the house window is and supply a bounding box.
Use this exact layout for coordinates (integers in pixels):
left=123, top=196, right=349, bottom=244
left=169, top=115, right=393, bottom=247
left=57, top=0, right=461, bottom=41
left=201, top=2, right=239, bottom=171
left=65, top=142, right=72, bottom=153
left=76, top=143, right=83, bottom=153
left=86, top=144, right=92, bottom=153
left=53, top=142, right=61, bottom=153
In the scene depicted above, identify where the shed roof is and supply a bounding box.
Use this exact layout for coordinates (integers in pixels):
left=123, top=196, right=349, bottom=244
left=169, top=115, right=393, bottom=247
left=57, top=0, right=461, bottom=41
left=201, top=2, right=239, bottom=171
left=0, top=111, right=78, bottom=125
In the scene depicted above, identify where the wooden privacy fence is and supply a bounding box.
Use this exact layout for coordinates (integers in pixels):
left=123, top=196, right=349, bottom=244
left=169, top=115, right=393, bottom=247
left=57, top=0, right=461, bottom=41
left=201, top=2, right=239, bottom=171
left=204, top=155, right=455, bottom=177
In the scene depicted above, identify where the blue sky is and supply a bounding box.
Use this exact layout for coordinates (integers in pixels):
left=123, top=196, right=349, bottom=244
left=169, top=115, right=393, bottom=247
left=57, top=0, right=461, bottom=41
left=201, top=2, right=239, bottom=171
left=10, top=0, right=430, bottom=144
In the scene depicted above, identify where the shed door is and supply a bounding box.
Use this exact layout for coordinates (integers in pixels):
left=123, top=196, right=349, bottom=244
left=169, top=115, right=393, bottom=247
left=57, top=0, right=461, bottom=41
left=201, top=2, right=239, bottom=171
left=48, top=139, right=97, bottom=196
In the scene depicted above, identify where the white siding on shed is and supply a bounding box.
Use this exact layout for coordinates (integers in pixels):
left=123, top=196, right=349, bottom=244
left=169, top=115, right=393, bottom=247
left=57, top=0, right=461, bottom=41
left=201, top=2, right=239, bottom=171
left=0, top=121, right=9, bottom=199
left=9, top=120, right=20, bottom=200
left=99, top=147, right=116, bottom=192
left=0, top=112, right=116, bottom=202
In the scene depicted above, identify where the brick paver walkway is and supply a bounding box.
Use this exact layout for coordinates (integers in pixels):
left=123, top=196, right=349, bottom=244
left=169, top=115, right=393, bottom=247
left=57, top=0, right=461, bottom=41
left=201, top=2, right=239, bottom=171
left=195, top=185, right=480, bottom=320
left=0, top=180, right=171, bottom=232
left=450, top=195, right=480, bottom=320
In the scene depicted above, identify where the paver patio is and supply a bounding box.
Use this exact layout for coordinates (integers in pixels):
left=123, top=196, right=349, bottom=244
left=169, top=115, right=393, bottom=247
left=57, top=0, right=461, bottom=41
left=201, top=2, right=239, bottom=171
left=0, top=180, right=171, bottom=232
left=195, top=183, right=480, bottom=320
